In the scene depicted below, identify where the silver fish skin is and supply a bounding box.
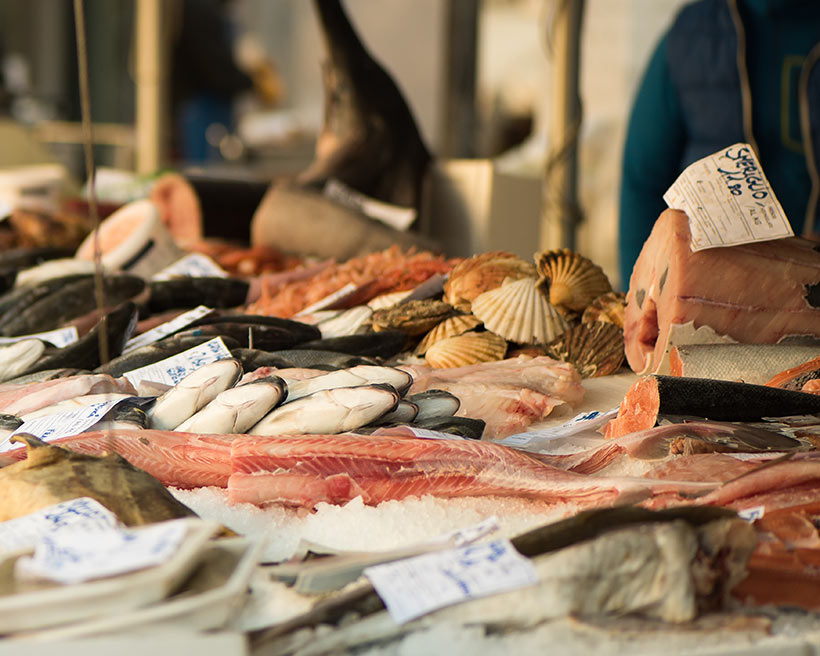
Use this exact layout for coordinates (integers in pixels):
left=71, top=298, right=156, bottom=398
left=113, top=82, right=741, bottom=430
left=249, top=383, right=400, bottom=435
left=344, top=365, right=413, bottom=395
left=175, top=377, right=287, bottom=434
left=147, top=358, right=243, bottom=430
left=371, top=399, right=418, bottom=425
left=283, top=369, right=369, bottom=402
left=408, top=389, right=461, bottom=422
left=0, top=339, right=46, bottom=383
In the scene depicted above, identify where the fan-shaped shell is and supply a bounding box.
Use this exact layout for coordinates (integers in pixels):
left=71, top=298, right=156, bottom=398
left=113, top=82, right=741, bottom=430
left=415, top=314, right=483, bottom=355
left=443, top=251, right=536, bottom=311
left=534, top=249, right=612, bottom=313
left=471, top=277, right=568, bottom=345
left=581, top=291, right=627, bottom=328
left=371, top=299, right=457, bottom=335
left=424, top=331, right=508, bottom=368
left=543, top=321, right=625, bottom=378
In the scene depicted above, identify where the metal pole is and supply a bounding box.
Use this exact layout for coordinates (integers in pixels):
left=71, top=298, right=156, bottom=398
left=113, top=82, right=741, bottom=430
left=135, top=0, right=166, bottom=174
left=541, top=0, right=585, bottom=251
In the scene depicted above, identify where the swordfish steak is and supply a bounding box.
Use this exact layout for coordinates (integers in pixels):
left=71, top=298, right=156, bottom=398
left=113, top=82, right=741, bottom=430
left=624, top=209, right=820, bottom=375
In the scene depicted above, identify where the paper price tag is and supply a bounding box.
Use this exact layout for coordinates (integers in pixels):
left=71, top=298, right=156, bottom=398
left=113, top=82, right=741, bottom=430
left=15, top=520, right=188, bottom=585
left=405, top=427, right=467, bottom=441
left=0, top=498, right=120, bottom=554
left=2, top=399, right=123, bottom=451
left=123, top=305, right=213, bottom=353
left=499, top=407, right=620, bottom=449
left=433, top=516, right=500, bottom=548
left=122, top=336, right=231, bottom=387
left=738, top=506, right=765, bottom=522
left=152, top=253, right=228, bottom=280
left=664, top=143, right=793, bottom=251
left=365, top=539, right=538, bottom=624
left=0, top=326, right=78, bottom=348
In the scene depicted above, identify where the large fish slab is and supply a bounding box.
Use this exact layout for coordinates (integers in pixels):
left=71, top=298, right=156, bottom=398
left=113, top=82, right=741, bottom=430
left=0, top=435, right=195, bottom=525
left=147, top=358, right=244, bottom=430
left=174, top=377, right=287, bottom=434
left=228, top=433, right=715, bottom=508
left=297, top=331, right=409, bottom=359
left=143, top=277, right=249, bottom=316
left=187, top=313, right=321, bottom=343
left=0, top=274, right=93, bottom=326
left=0, top=374, right=136, bottom=417
left=283, top=365, right=412, bottom=401
left=604, top=375, right=820, bottom=439
left=235, top=348, right=378, bottom=371
left=624, top=209, right=820, bottom=375
left=248, top=384, right=400, bottom=435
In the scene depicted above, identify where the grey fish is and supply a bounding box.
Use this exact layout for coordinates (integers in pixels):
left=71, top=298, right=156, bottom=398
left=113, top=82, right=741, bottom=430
left=187, top=313, right=321, bottom=343
left=0, top=274, right=93, bottom=325
left=87, top=399, right=151, bottom=432
left=27, top=302, right=138, bottom=374
left=298, top=331, right=409, bottom=359
left=0, top=269, right=16, bottom=296
left=1, top=274, right=145, bottom=337
left=371, top=400, right=418, bottom=425
left=414, top=415, right=485, bottom=440
left=407, top=390, right=461, bottom=421
left=249, top=383, right=400, bottom=435
left=0, top=246, right=75, bottom=272
left=239, top=348, right=378, bottom=370
left=175, top=377, right=287, bottom=434
left=173, top=322, right=306, bottom=351
left=143, top=277, right=249, bottom=316
left=147, top=358, right=244, bottom=430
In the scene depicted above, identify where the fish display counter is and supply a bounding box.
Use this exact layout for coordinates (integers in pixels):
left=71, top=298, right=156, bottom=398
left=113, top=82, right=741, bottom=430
left=0, top=202, right=819, bottom=655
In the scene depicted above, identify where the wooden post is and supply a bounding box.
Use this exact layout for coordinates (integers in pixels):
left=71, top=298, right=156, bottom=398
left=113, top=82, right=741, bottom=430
left=541, top=0, right=585, bottom=251
left=135, top=0, right=167, bottom=174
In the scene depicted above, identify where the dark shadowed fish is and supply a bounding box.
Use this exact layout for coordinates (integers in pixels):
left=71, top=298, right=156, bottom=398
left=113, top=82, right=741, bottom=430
left=414, top=415, right=485, bottom=440
left=143, top=277, right=249, bottom=315
left=0, top=274, right=93, bottom=325
left=235, top=348, right=378, bottom=371
left=95, top=334, right=223, bottom=378
left=298, top=331, right=409, bottom=359
left=172, top=322, right=307, bottom=351
left=188, top=313, right=321, bottom=343
left=408, top=389, right=461, bottom=421
left=0, top=246, right=75, bottom=271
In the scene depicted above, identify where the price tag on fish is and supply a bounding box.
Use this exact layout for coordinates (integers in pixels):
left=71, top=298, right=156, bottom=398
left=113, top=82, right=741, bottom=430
left=3, top=399, right=123, bottom=451
left=0, top=326, right=78, bottom=348
left=499, top=407, right=620, bottom=450
left=122, top=336, right=232, bottom=387
left=365, top=539, right=538, bottom=624
left=151, top=253, right=228, bottom=280
left=663, top=143, right=793, bottom=251
left=123, top=305, right=213, bottom=353
left=14, top=519, right=188, bottom=585
left=0, top=498, right=120, bottom=554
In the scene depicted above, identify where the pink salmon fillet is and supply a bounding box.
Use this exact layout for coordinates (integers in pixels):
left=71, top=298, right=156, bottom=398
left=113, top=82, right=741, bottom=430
left=0, top=375, right=136, bottom=416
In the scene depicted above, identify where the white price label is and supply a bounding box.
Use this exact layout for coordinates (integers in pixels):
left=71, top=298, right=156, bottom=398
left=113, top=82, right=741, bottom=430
left=499, top=407, right=620, bottom=449
left=738, top=506, right=765, bottom=522
left=0, top=326, right=79, bottom=348
left=123, top=305, right=213, bottom=353
left=0, top=498, right=120, bottom=554
left=3, top=399, right=123, bottom=451
left=433, top=516, right=500, bottom=548
left=122, top=336, right=232, bottom=387
left=406, top=427, right=468, bottom=441
left=664, top=143, right=793, bottom=251
left=15, top=520, right=188, bottom=585
left=152, top=253, right=228, bottom=280
left=365, top=539, right=538, bottom=624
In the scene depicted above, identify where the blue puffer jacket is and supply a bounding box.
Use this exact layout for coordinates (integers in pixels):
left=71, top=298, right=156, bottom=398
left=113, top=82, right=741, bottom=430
left=618, top=0, right=820, bottom=289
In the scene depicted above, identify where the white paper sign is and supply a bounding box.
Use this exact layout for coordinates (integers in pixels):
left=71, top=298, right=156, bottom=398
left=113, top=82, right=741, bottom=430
left=122, top=336, right=232, bottom=387
left=433, top=516, right=500, bottom=548
left=2, top=399, right=123, bottom=451
left=498, top=407, right=620, bottom=449
left=365, top=539, right=538, bottom=624
left=15, top=520, right=188, bottom=585
left=406, top=427, right=468, bottom=441
left=123, top=305, right=213, bottom=353
left=0, top=498, right=120, bottom=554
left=0, top=326, right=78, bottom=348
left=664, top=143, right=793, bottom=251
left=151, top=253, right=227, bottom=280
left=738, top=506, right=765, bottom=522
left=324, top=179, right=416, bottom=231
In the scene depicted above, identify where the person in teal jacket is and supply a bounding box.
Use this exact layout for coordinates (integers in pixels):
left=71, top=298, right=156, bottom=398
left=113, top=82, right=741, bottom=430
left=618, top=0, right=820, bottom=289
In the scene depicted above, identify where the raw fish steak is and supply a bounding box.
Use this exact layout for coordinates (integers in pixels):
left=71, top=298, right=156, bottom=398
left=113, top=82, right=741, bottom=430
left=624, top=209, right=820, bottom=374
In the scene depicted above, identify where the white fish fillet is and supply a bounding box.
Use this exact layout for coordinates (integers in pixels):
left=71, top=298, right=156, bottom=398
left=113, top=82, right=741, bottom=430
left=175, top=380, right=286, bottom=434
left=0, top=374, right=136, bottom=417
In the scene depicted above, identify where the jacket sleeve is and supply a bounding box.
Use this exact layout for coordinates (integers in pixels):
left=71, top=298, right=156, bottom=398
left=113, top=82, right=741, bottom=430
left=618, top=34, right=687, bottom=289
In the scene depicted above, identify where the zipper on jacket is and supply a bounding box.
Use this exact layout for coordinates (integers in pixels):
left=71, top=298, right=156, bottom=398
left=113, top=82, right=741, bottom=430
left=799, top=42, right=820, bottom=237
left=728, top=0, right=760, bottom=155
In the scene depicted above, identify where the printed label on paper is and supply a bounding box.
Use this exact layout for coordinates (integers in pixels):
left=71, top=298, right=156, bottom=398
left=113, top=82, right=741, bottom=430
left=123, top=305, right=213, bottom=353
left=122, top=336, right=232, bottom=387
left=0, top=326, right=79, bottom=348
left=152, top=253, right=228, bottom=280
left=663, top=143, right=793, bottom=251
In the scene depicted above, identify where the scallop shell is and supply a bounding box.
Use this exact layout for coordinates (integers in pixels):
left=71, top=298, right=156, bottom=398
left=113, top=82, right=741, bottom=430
left=534, top=249, right=613, bottom=313
left=443, top=251, right=536, bottom=311
left=415, top=314, right=483, bottom=355
left=371, top=299, right=456, bottom=335
left=424, top=331, right=508, bottom=368
left=470, top=277, right=568, bottom=344
left=581, top=291, right=627, bottom=328
left=543, top=321, right=625, bottom=378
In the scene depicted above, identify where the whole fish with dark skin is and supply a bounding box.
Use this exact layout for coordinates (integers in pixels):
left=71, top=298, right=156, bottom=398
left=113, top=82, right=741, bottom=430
left=0, top=246, right=75, bottom=271
left=173, top=322, right=307, bottom=351
left=235, top=348, right=378, bottom=371
left=0, top=274, right=144, bottom=337
left=298, top=331, right=409, bottom=359
left=142, top=277, right=249, bottom=316
left=26, top=302, right=138, bottom=374
left=98, top=334, right=240, bottom=378
left=408, top=390, right=461, bottom=421
left=605, top=375, right=820, bottom=439
left=413, top=415, right=486, bottom=440
left=0, top=273, right=93, bottom=325
left=186, top=313, right=321, bottom=343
